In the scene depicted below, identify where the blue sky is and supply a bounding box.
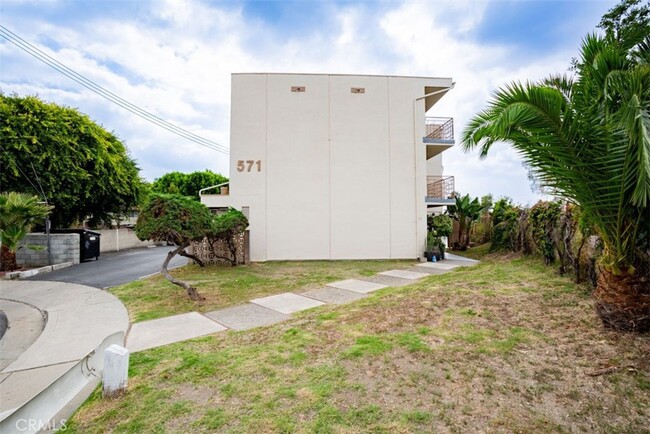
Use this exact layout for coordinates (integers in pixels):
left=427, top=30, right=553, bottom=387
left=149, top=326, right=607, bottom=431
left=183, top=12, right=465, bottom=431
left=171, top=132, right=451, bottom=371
left=0, top=0, right=617, bottom=205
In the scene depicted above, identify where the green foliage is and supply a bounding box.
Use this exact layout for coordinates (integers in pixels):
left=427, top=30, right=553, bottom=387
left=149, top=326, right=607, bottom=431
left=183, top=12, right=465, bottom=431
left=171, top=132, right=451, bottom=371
left=598, top=0, right=650, bottom=44
left=529, top=201, right=562, bottom=264
left=151, top=170, right=228, bottom=200
left=462, top=29, right=650, bottom=273
left=426, top=231, right=438, bottom=252
left=207, top=207, right=249, bottom=265
left=428, top=214, right=453, bottom=237
left=480, top=194, right=494, bottom=212
left=0, top=192, right=53, bottom=270
left=447, top=194, right=484, bottom=250
left=135, top=193, right=213, bottom=245
left=211, top=208, right=248, bottom=239
left=490, top=198, right=520, bottom=252
left=0, top=93, right=142, bottom=228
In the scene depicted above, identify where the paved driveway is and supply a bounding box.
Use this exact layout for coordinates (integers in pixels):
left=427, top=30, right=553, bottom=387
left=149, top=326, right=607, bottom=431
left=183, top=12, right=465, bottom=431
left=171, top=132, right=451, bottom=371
left=26, top=246, right=188, bottom=289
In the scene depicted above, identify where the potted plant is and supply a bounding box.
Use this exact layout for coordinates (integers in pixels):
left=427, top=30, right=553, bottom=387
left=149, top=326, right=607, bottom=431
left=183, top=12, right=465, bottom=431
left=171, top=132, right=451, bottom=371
left=438, top=237, right=446, bottom=260
left=429, top=214, right=452, bottom=255
left=424, top=231, right=437, bottom=261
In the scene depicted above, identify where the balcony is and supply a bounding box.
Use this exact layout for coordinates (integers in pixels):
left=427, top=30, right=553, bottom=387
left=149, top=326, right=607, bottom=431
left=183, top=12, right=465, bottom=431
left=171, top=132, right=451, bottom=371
left=424, top=117, right=454, bottom=159
left=426, top=175, right=455, bottom=206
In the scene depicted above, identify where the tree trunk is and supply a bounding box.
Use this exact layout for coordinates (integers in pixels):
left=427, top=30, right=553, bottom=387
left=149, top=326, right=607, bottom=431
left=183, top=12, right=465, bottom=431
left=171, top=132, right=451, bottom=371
left=1, top=244, right=17, bottom=272
left=593, top=269, right=650, bottom=332
left=458, top=219, right=468, bottom=251
left=226, top=238, right=238, bottom=266
left=574, top=236, right=587, bottom=284
left=161, top=244, right=205, bottom=301
left=178, top=248, right=205, bottom=267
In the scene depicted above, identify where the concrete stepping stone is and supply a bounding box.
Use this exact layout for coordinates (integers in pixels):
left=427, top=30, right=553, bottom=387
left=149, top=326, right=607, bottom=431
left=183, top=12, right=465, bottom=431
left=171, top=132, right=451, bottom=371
left=445, top=253, right=480, bottom=264
left=204, top=304, right=289, bottom=331
left=251, top=293, right=325, bottom=315
left=405, top=266, right=448, bottom=275
left=326, top=279, right=387, bottom=294
left=127, top=312, right=226, bottom=352
left=362, top=274, right=414, bottom=287
left=378, top=269, right=429, bottom=280
left=416, top=262, right=460, bottom=270
left=301, top=287, right=367, bottom=305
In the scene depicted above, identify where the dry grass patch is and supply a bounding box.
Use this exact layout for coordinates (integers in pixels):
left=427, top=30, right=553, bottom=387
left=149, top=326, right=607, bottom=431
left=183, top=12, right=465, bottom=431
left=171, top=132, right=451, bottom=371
left=69, top=254, right=649, bottom=433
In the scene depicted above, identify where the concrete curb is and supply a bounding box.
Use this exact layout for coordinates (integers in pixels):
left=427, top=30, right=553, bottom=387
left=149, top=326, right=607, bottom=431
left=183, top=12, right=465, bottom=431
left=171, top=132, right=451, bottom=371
left=2, top=262, right=74, bottom=280
left=0, top=280, right=129, bottom=433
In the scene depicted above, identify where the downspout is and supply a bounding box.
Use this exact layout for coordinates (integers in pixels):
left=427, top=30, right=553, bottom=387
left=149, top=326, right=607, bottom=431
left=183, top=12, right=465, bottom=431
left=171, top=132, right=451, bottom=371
left=412, top=83, right=455, bottom=258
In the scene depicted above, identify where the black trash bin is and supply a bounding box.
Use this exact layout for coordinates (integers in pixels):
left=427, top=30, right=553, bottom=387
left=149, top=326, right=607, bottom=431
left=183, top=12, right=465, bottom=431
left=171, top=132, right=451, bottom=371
left=52, top=229, right=101, bottom=262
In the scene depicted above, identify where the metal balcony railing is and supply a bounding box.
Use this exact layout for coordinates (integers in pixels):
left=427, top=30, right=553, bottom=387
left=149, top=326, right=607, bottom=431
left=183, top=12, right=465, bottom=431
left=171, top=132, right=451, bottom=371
left=425, top=117, right=454, bottom=141
left=427, top=176, right=455, bottom=199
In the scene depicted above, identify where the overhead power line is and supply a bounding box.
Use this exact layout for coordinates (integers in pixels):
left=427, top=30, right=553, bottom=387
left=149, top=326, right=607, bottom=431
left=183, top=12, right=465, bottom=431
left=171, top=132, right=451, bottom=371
left=0, top=24, right=229, bottom=155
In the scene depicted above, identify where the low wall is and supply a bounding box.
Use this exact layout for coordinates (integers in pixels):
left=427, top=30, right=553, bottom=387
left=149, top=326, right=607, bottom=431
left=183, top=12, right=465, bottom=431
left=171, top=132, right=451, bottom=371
left=95, top=229, right=155, bottom=253
left=17, top=233, right=80, bottom=267
left=189, top=231, right=250, bottom=265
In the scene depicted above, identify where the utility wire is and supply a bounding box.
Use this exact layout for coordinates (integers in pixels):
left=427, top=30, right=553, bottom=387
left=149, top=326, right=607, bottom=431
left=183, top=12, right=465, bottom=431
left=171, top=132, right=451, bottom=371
left=0, top=25, right=230, bottom=155
left=0, top=144, right=47, bottom=201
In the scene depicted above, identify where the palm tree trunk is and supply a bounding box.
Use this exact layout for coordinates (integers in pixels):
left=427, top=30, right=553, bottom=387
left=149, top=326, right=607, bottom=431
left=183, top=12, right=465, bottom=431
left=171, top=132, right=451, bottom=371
left=161, top=244, right=205, bottom=301
left=593, top=269, right=650, bottom=332
left=1, top=244, right=17, bottom=272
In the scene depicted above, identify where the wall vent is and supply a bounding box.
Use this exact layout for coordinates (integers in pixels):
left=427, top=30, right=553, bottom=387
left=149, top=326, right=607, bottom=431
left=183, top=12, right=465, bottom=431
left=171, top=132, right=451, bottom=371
left=351, top=87, right=365, bottom=94
left=291, top=86, right=306, bottom=92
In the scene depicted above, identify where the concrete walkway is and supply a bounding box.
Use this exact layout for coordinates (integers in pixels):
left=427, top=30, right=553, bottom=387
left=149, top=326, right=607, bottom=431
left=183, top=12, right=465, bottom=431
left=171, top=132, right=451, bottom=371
left=125, top=253, right=480, bottom=352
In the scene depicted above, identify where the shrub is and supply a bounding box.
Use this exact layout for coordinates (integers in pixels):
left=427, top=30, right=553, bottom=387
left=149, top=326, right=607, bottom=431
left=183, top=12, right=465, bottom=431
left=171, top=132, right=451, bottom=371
left=490, top=198, right=520, bottom=252
left=429, top=214, right=453, bottom=237
left=529, top=201, right=562, bottom=265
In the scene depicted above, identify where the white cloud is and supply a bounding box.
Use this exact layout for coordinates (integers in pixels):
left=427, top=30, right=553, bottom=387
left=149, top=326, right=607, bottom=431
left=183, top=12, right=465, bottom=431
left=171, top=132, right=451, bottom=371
left=0, top=0, right=608, bottom=202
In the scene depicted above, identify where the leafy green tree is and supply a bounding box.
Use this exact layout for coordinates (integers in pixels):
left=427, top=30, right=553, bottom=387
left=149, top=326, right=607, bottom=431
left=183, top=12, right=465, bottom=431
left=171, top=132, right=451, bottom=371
left=135, top=193, right=213, bottom=300
left=598, top=0, right=650, bottom=44
left=0, top=192, right=52, bottom=271
left=0, top=93, right=142, bottom=228
left=461, top=25, right=650, bottom=330
left=490, top=197, right=521, bottom=252
left=428, top=214, right=453, bottom=237
left=528, top=201, right=562, bottom=265
left=151, top=170, right=227, bottom=200
left=446, top=194, right=484, bottom=251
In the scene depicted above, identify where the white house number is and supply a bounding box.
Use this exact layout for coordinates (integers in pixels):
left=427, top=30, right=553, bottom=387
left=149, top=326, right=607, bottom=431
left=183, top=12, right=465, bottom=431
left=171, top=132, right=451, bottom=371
left=236, top=160, right=262, bottom=172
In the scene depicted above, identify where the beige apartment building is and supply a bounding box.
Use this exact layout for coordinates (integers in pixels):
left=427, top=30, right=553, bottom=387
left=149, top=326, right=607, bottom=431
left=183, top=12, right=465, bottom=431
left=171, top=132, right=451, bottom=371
left=201, top=73, right=455, bottom=261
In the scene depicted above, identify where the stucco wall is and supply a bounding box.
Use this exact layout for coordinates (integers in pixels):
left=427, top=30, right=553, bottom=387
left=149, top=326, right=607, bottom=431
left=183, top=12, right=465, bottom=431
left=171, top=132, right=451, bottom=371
left=17, top=233, right=80, bottom=266
left=203, top=73, right=452, bottom=261
left=95, top=229, right=155, bottom=253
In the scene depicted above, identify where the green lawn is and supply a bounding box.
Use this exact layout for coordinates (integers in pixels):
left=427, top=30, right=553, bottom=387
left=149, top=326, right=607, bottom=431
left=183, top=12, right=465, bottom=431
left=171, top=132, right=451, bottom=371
left=111, top=260, right=413, bottom=322
left=71, top=252, right=650, bottom=433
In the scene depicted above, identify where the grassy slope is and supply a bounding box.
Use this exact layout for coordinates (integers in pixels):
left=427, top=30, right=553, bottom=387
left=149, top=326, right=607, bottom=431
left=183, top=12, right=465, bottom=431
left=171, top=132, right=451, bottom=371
left=71, top=254, right=649, bottom=433
left=112, top=260, right=412, bottom=322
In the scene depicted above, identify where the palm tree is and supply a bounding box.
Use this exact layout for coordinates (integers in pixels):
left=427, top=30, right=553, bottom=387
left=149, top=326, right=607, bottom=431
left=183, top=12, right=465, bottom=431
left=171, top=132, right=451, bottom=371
left=0, top=192, right=52, bottom=271
left=447, top=194, right=484, bottom=251
left=461, top=31, right=650, bottom=331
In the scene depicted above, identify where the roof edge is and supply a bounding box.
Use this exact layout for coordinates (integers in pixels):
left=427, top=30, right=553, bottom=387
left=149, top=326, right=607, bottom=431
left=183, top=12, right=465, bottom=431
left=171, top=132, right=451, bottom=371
left=232, top=72, right=453, bottom=81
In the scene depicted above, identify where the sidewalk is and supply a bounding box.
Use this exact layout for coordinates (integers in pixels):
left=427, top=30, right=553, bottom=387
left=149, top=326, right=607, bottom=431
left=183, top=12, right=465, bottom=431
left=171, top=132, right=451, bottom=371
left=126, top=253, right=480, bottom=352
left=0, top=280, right=128, bottom=433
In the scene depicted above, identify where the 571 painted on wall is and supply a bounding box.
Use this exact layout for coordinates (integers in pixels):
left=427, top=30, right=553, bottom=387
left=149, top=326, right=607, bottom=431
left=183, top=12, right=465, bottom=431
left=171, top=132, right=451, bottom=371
left=236, top=160, right=262, bottom=172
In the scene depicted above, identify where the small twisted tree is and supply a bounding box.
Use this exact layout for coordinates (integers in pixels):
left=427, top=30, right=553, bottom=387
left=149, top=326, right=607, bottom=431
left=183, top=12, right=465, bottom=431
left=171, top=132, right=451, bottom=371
left=135, top=193, right=213, bottom=300
left=207, top=208, right=249, bottom=266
